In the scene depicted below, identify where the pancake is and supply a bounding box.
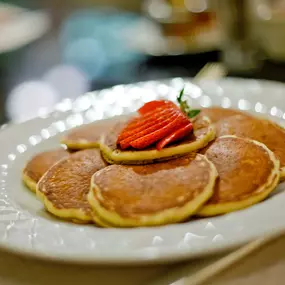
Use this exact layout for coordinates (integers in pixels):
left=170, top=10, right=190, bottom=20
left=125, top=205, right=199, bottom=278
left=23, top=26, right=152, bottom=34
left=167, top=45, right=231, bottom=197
left=100, top=115, right=215, bottom=165
left=88, top=153, right=218, bottom=227
left=61, top=115, right=131, bottom=150
left=37, top=149, right=109, bottom=225
left=215, top=114, right=285, bottom=179
left=197, top=136, right=280, bottom=216
left=199, top=107, right=248, bottom=123
left=22, top=148, right=69, bottom=193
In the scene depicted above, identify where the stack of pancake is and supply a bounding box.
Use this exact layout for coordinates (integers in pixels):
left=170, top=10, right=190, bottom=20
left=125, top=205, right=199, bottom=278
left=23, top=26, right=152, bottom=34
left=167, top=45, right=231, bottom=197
left=22, top=106, right=285, bottom=227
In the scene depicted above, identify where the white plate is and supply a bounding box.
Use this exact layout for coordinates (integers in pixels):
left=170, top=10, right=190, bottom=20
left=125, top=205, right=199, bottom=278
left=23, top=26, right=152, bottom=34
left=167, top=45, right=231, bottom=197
left=2, top=78, right=285, bottom=265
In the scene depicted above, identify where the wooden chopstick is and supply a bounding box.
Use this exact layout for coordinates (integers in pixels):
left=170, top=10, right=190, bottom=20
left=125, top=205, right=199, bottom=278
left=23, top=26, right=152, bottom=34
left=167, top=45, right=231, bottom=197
left=194, top=62, right=227, bottom=81
left=183, top=234, right=280, bottom=285
left=147, top=232, right=282, bottom=285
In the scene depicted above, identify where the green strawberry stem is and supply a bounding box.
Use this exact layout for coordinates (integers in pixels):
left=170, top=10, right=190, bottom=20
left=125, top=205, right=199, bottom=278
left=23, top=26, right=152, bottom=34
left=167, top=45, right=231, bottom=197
left=177, top=88, right=200, bottom=118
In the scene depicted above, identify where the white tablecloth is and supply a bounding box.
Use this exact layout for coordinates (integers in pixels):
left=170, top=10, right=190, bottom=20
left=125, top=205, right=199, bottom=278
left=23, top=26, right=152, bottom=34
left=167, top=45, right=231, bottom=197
left=0, top=235, right=285, bottom=285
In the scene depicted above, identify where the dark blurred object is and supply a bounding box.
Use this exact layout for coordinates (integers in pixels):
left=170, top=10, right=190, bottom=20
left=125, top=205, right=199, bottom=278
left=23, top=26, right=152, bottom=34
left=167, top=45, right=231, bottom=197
left=216, top=0, right=285, bottom=73
left=91, top=50, right=220, bottom=89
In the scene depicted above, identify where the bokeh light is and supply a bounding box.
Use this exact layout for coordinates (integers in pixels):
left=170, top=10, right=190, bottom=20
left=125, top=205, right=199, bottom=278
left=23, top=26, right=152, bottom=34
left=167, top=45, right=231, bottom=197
left=6, top=81, right=58, bottom=122
left=43, top=64, right=89, bottom=99
left=60, top=9, right=146, bottom=81
left=63, top=38, right=107, bottom=80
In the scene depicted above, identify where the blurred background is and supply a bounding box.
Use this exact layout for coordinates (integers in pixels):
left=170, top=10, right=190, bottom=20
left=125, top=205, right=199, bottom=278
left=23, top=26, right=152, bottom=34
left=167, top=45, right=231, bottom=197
left=1, top=0, right=285, bottom=123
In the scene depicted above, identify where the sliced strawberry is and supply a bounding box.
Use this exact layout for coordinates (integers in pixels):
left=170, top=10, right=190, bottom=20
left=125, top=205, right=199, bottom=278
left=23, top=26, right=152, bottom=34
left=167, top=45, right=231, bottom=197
left=138, top=100, right=177, bottom=115
left=119, top=111, right=180, bottom=149
left=117, top=106, right=177, bottom=144
left=117, top=89, right=198, bottom=151
left=130, top=113, right=189, bottom=149
left=156, top=122, right=193, bottom=150
left=122, top=105, right=175, bottom=132
left=118, top=108, right=178, bottom=142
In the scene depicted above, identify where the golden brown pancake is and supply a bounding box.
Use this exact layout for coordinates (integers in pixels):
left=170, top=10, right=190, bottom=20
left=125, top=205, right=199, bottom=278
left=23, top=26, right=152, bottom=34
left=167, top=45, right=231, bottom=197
left=215, top=114, right=285, bottom=179
left=37, top=149, right=109, bottom=225
left=199, top=107, right=248, bottom=123
left=100, top=115, right=215, bottom=165
left=61, top=115, right=131, bottom=150
left=22, top=148, right=69, bottom=193
left=197, top=136, right=280, bottom=216
left=88, top=153, right=218, bottom=227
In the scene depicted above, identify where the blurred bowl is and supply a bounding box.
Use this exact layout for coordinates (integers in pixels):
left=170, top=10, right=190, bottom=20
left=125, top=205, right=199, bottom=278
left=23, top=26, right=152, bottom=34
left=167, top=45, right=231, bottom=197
left=142, top=0, right=221, bottom=56
left=250, top=0, right=285, bottom=63
left=0, top=2, right=51, bottom=54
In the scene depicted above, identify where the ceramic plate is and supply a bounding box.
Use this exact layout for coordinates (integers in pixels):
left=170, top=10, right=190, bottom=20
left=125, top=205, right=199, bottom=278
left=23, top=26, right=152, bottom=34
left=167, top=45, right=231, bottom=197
left=2, top=78, right=285, bottom=265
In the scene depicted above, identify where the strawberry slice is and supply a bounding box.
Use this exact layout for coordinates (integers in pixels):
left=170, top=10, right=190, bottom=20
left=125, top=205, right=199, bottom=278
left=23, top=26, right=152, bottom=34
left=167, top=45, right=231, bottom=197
left=121, top=105, right=175, bottom=133
left=119, top=111, right=180, bottom=149
left=130, top=113, right=189, bottom=149
left=156, top=122, right=193, bottom=150
left=117, top=106, right=176, bottom=143
left=118, top=108, right=178, bottom=142
left=138, top=100, right=177, bottom=115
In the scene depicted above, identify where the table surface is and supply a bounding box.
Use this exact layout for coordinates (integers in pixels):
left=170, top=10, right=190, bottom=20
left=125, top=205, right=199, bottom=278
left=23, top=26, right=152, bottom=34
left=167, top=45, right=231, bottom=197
left=0, top=234, right=284, bottom=285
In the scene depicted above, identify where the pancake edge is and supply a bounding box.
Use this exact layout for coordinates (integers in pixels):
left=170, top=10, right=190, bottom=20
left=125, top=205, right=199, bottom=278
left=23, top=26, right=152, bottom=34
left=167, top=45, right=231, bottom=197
left=87, top=154, right=218, bottom=227
left=37, top=188, right=93, bottom=223
left=36, top=180, right=108, bottom=226
left=100, top=116, right=216, bottom=165
left=36, top=156, right=112, bottom=226
left=60, top=114, right=133, bottom=150
left=197, top=135, right=281, bottom=216
left=280, top=167, right=285, bottom=181
left=36, top=159, right=94, bottom=223
left=91, top=211, right=113, bottom=228
left=22, top=172, right=37, bottom=193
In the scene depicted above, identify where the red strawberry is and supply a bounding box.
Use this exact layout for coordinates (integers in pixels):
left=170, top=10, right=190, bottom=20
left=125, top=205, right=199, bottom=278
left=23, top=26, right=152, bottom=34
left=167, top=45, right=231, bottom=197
left=117, top=89, right=198, bottom=150
left=156, top=122, right=193, bottom=150
left=130, top=113, right=189, bottom=149
left=119, top=111, right=180, bottom=149
left=121, top=105, right=175, bottom=133
left=118, top=108, right=178, bottom=143
left=138, top=100, right=177, bottom=115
